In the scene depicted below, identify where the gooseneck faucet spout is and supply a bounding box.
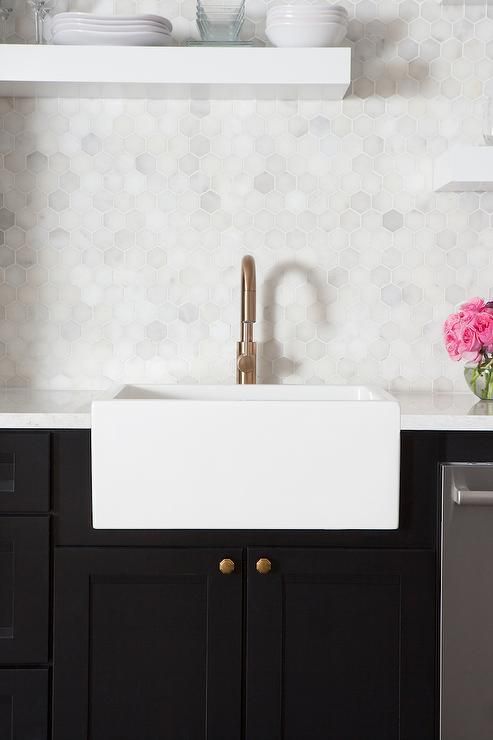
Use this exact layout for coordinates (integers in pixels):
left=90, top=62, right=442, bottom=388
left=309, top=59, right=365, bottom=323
left=236, top=255, right=257, bottom=384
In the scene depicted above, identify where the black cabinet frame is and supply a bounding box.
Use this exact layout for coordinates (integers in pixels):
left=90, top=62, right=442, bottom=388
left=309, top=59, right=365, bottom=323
left=0, top=516, right=50, bottom=664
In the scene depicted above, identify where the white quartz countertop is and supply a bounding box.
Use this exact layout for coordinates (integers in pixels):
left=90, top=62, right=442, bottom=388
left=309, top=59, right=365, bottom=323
left=397, top=392, right=493, bottom=431
left=0, top=389, right=100, bottom=428
left=0, top=388, right=493, bottom=431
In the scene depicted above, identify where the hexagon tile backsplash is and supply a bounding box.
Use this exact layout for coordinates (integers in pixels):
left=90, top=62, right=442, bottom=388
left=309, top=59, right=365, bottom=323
left=1, top=0, right=493, bottom=391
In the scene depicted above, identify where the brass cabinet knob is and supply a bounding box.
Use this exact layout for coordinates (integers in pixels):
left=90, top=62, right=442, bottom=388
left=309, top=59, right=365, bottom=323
left=219, top=558, right=235, bottom=575
left=256, top=558, right=272, bottom=575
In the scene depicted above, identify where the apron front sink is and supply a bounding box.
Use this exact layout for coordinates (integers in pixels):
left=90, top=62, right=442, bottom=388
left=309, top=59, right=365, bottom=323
left=91, top=384, right=400, bottom=530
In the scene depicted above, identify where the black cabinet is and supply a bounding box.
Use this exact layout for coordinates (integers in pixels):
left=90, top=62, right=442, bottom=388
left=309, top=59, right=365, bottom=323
left=0, top=669, right=48, bottom=739
left=0, top=433, right=50, bottom=512
left=0, top=432, right=51, bottom=740
left=53, top=548, right=243, bottom=740
left=246, top=548, right=436, bottom=740
left=0, top=427, right=449, bottom=740
left=0, top=517, right=49, bottom=664
left=53, top=545, right=437, bottom=740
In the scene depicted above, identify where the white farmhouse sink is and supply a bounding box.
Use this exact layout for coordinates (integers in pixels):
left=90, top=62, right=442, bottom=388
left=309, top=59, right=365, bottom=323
left=91, top=385, right=400, bottom=530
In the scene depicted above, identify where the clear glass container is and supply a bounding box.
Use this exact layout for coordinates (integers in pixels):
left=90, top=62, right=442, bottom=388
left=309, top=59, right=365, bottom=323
left=0, top=5, right=13, bottom=42
left=484, top=96, right=493, bottom=146
left=196, top=0, right=245, bottom=42
left=464, top=362, right=493, bottom=400
left=27, top=0, right=51, bottom=43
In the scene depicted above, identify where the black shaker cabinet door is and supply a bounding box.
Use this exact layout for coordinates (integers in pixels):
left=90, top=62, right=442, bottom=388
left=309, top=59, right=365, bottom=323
left=53, top=548, right=243, bottom=740
left=0, top=517, right=49, bottom=664
left=0, top=432, right=50, bottom=512
left=246, top=548, right=436, bottom=740
left=0, top=669, right=48, bottom=740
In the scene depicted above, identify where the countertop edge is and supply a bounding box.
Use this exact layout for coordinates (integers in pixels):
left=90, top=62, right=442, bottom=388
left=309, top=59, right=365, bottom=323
left=0, top=412, right=93, bottom=429
left=400, top=414, right=493, bottom=432
left=2, top=412, right=493, bottom=432
left=0, top=390, right=492, bottom=431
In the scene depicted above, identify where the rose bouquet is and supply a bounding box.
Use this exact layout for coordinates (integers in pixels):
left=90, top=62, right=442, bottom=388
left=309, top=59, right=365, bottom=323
left=443, top=297, right=493, bottom=399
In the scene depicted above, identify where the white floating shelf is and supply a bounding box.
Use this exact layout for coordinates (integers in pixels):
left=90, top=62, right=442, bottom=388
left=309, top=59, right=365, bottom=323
left=440, top=0, right=489, bottom=5
left=0, top=44, right=351, bottom=99
left=434, top=146, right=493, bottom=192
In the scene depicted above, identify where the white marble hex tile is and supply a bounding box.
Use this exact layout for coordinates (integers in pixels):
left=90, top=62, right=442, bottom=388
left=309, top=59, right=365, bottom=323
left=1, top=3, right=493, bottom=390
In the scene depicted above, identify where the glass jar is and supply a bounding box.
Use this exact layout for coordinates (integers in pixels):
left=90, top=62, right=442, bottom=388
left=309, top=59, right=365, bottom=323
left=0, top=5, right=13, bottom=42
left=484, top=96, right=493, bottom=146
left=464, top=362, right=493, bottom=400
left=196, top=0, right=245, bottom=42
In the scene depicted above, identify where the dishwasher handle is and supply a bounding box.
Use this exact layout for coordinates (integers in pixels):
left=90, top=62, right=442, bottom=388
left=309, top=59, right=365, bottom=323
left=453, top=486, right=493, bottom=506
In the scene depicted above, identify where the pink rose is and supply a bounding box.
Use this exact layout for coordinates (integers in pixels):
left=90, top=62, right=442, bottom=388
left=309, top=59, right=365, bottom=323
left=443, top=309, right=483, bottom=363
left=444, top=311, right=458, bottom=328
left=475, top=311, right=493, bottom=352
left=444, top=328, right=461, bottom=361
left=443, top=313, right=464, bottom=361
left=461, top=297, right=486, bottom=313
left=456, top=309, right=479, bottom=326
left=457, top=324, right=482, bottom=363
left=443, top=298, right=493, bottom=363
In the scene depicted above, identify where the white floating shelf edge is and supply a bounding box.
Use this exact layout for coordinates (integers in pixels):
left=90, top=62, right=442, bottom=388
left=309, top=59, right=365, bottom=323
left=434, top=145, right=493, bottom=192
left=0, top=44, right=351, bottom=99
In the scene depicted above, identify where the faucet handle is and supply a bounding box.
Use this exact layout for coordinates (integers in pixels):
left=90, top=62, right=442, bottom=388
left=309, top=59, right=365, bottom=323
left=237, top=354, right=256, bottom=374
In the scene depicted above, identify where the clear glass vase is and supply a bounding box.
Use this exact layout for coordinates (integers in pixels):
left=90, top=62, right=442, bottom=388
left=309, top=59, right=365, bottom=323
left=484, top=96, right=493, bottom=146
left=27, top=0, right=51, bottom=43
left=464, top=361, right=493, bottom=400
left=0, top=6, right=13, bottom=42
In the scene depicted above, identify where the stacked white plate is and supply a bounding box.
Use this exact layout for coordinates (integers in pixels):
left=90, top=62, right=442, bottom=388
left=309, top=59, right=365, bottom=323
left=266, top=3, right=348, bottom=47
left=51, top=12, right=174, bottom=46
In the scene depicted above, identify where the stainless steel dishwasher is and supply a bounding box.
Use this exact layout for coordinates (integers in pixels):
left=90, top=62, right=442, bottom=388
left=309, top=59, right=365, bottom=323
left=441, top=463, right=493, bottom=740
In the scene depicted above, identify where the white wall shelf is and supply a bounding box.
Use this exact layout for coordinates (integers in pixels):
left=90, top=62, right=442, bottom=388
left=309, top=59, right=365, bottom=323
left=440, top=0, right=489, bottom=5
left=0, top=44, right=351, bottom=99
left=434, top=146, right=493, bottom=192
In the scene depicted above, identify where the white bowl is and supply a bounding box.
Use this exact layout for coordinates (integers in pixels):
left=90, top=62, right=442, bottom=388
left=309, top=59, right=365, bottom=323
left=268, top=5, right=347, bottom=14
left=267, top=11, right=347, bottom=20
left=268, top=6, right=347, bottom=16
left=270, top=3, right=347, bottom=12
left=267, top=7, right=348, bottom=12
left=266, top=21, right=346, bottom=46
left=273, top=3, right=346, bottom=6
left=266, top=18, right=347, bottom=26
left=267, top=15, right=347, bottom=25
left=267, top=10, right=347, bottom=23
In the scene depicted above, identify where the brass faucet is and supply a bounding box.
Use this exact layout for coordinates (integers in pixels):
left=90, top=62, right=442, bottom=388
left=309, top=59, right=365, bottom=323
left=236, top=255, right=256, bottom=384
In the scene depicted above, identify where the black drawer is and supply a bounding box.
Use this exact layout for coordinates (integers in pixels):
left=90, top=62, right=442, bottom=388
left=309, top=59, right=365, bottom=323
left=0, top=432, right=50, bottom=512
left=0, top=517, right=49, bottom=663
left=0, top=669, right=48, bottom=739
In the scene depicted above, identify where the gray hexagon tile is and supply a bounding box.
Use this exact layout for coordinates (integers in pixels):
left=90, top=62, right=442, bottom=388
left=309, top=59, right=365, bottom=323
left=1, top=1, right=493, bottom=389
